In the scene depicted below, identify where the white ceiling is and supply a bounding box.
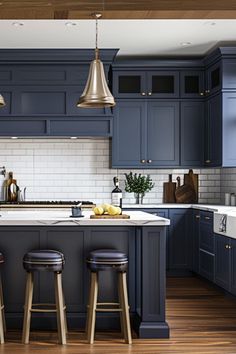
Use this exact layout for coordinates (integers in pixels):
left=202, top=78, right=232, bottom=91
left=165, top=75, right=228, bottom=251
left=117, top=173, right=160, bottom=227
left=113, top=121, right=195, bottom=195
left=1, top=19, right=236, bottom=56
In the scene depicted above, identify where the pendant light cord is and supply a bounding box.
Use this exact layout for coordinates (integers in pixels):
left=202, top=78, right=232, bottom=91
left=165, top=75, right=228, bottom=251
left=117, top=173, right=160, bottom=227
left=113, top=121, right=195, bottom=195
left=95, top=14, right=100, bottom=60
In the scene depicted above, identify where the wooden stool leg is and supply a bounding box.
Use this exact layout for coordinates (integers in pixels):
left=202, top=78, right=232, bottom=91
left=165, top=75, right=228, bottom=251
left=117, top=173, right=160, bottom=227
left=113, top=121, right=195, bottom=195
left=119, top=272, right=132, bottom=344
left=22, top=272, right=34, bottom=344
left=118, top=273, right=126, bottom=340
left=55, top=272, right=67, bottom=345
left=86, top=272, right=98, bottom=344
left=0, top=275, right=6, bottom=334
left=63, top=292, right=68, bottom=334
left=0, top=274, right=4, bottom=344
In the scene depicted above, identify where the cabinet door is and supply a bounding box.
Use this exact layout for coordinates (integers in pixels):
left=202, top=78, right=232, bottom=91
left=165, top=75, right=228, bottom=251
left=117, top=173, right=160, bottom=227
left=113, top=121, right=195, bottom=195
left=231, top=238, right=236, bottom=296
left=168, top=209, right=190, bottom=270
left=207, top=62, right=222, bottom=96
left=192, top=210, right=200, bottom=273
left=199, top=250, right=215, bottom=282
left=180, top=70, right=205, bottom=98
left=180, top=101, right=204, bottom=166
left=215, top=234, right=231, bottom=291
left=112, top=71, right=146, bottom=98
left=199, top=211, right=214, bottom=254
left=205, top=94, right=222, bottom=167
left=222, top=93, right=236, bottom=167
left=112, top=100, right=146, bottom=167
left=147, top=71, right=179, bottom=98
left=147, top=101, right=179, bottom=167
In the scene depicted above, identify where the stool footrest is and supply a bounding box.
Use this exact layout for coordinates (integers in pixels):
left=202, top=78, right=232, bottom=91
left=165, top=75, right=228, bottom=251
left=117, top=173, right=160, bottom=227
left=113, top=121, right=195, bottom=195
left=30, top=303, right=66, bottom=313
left=96, top=308, right=122, bottom=312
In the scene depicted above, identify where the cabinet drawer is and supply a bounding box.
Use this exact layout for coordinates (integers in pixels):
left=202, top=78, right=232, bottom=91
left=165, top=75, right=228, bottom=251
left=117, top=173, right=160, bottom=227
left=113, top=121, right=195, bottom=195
left=199, top=249, right=215, bottom=282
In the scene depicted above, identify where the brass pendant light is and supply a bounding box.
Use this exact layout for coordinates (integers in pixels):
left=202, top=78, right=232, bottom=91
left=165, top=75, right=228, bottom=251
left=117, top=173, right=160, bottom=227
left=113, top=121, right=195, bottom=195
left=77, top=14, right=116, bottom=108
left=0, top=94, right=5, bottom=107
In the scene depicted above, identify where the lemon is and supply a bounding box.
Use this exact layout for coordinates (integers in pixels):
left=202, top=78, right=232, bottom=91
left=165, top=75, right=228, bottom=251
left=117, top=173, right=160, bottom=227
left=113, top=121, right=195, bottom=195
left=101, top=203, right=110, bottom=213
left=107, top=205, right=120, bottom=216
left=93, top=206, right=104, bottom=215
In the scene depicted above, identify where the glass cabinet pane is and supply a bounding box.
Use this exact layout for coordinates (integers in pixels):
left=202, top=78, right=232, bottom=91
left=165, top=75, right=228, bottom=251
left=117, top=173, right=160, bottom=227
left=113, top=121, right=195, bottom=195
left=152, top=75, right=174, bottom=94
left=184, top=75, right=199, bottom=94
left=211, top=67, right=220, bottom=90
left=118, top=75, right=141, bottom=93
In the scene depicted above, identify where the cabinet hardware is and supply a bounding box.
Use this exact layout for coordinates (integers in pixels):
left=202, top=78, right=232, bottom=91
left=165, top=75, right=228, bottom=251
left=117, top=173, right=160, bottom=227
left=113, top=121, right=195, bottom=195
left=148, top=92, right=152, bottom=96
left=205, top=89, right=210, bottom=94
left=147, top=159, right=152, bottom=163
left=229, top=245, right=232, bottom=249
left=225, top=244, right=231, bottom=249
left=141, top=159, right=146, bottom=163
left=205, top=216, right=211, bottom=220
left=195, top=215, right=200, bottom=219
left=199, top=92, right=204, bottom=96
left=141, top=92, right=146, bottom=96
left=205, top=160, right=211, bottom=164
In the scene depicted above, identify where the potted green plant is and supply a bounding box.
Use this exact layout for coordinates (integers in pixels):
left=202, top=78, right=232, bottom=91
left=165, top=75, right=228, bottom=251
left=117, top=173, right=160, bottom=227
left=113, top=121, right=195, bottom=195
left=124, top=172, right=154, bottom=204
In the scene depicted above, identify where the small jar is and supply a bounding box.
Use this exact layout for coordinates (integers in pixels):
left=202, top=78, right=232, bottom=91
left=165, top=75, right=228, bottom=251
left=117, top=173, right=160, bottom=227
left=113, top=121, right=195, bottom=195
left=231, top=193, right=236, bottom=206
left=225, top=193, right=231, bottom=206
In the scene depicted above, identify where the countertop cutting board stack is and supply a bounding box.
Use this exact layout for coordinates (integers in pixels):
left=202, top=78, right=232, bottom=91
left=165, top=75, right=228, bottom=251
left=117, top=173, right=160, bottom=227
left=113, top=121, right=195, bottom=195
left=163, top=170, right=198, bottom=204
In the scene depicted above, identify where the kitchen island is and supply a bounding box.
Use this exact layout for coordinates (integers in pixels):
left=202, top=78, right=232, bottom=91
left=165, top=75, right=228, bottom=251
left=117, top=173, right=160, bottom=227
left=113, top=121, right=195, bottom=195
left=0, top=210, right=170, bottom=338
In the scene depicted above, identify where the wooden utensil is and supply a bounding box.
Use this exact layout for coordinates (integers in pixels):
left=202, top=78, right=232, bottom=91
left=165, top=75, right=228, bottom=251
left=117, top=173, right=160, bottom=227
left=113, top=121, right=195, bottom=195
left=184, top=169, right=198, bottom=203
left=90, top=214, right=130, bottom=219
left=175, top=176, right=196, bottom=204
left=163, top=174, right=176, bottom=203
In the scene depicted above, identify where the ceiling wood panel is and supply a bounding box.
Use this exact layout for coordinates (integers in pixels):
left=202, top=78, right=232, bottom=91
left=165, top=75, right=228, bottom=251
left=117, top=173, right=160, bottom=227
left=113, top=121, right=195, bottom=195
left=0, top=0, right=236, bottom=19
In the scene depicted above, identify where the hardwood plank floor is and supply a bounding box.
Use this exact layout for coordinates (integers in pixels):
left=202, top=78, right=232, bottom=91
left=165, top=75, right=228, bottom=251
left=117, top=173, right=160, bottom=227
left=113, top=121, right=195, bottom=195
left=2, top=276, right=236, bottom=354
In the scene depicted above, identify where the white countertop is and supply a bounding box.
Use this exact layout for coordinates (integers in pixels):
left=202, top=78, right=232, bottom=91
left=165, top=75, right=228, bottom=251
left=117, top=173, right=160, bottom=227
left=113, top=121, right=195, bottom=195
left=0, top=210, right=170, bottom=226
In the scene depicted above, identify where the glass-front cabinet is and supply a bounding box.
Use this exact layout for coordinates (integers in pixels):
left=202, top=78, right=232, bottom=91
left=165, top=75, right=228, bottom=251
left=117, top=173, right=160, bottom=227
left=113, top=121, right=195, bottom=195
left=206, top=62, right=221, bottom=96
left=113, top=70, right=179, bottom=98
left=180, top=70, right=205, bottom=98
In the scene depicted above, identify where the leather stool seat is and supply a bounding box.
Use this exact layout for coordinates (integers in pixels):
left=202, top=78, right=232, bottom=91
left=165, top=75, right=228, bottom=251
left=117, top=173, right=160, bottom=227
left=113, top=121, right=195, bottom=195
left=0, top=253, right=4, bottom=264
left=23, top=250, right=65, bottom=272
left=87, top=249, right=128, bottom=272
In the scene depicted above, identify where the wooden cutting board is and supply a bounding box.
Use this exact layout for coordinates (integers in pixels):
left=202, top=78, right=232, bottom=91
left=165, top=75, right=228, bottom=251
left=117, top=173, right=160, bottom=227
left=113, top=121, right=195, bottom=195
left=175, top=176, right=196, bottom=204
left=90, top=214, right=130, bottom=219
left=163, top=174, right=176, bottom=203
left=184, top=169, right=198, bottom=203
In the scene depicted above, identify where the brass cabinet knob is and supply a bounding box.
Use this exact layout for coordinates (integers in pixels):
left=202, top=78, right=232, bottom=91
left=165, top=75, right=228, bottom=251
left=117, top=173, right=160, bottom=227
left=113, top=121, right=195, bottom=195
left=141, top=159, right=146, bottom=163
left=229, top=245, right=232, bottom=249
left=205, top=89, right=210, bottom=94
left=205, top=216, right=211, bottom=220
left=205, top=160, right=211, bottom=164
left=141, top=92, right=146, bottom=96
left=195, top=215, right=200, bottom=219
left=147, top=159, right=152, bottom=163
left=199, top=92, right=204, bottom=96
left=225, top=245, right=229, bottom=249
left=148, top=92, right=152, bottom=96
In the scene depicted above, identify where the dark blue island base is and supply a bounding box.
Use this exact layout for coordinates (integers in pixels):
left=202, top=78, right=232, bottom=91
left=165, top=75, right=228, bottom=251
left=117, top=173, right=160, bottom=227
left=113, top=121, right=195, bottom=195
left=0, top=225, right=169, bottom=339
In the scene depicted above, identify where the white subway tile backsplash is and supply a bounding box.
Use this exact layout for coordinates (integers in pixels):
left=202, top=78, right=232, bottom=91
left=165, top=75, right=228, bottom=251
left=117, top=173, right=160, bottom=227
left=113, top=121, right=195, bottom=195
left=0, top=138, right=223, bottom=204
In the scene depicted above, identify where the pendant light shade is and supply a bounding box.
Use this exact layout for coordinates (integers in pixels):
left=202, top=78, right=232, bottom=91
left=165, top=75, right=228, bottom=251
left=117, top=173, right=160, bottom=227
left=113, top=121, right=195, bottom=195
left=0, top=94, right=5, bottom=107
left=77, top=14, right=116, bottom=108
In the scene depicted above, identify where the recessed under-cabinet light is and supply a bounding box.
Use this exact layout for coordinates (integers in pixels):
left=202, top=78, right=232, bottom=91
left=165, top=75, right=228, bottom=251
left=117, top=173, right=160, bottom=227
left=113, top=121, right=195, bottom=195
left=70, top=137, right=78, bottom=139
left=11, top=137, right=18, bottom=139
left=12, top=22, right=24, bottom=27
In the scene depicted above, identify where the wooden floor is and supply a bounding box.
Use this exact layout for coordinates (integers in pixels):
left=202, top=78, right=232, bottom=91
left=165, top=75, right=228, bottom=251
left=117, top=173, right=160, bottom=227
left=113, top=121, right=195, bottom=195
left=2, top=276, right=236, bottom=354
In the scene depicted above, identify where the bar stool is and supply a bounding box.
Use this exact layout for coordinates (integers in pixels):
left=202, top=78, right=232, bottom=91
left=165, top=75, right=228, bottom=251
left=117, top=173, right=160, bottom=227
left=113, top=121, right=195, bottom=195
left=0, top=253, right=6, bottom=344
left=22, top=250, right=67, bottom=345
left=86, top=249, right=132, bottom=344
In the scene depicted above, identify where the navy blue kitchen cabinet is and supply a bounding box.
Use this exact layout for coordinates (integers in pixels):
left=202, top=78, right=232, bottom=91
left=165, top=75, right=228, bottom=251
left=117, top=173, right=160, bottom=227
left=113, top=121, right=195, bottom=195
left=205, top=93, right=222, bottom=167
left=205, top=61, right=222, bottom=96
left=215, top=233, right=231, bottom=292
left=168, top=209, right=191, bottom=273
left=112, top=100, right=179, bottom=168
left=192, top=210, right=200, bottom=273
left=198, top=211, right=215, bottom=282
left=180, top=101, right=205, bottom=166
left=231, top=238, right=236, bottom=296
left=221, top=92, right=236, bottom=167
left=112, top=100, right=146, bottom=167
left=112, top=70, right=179, bottom=98
left=180, top=70, right=205, bottom=98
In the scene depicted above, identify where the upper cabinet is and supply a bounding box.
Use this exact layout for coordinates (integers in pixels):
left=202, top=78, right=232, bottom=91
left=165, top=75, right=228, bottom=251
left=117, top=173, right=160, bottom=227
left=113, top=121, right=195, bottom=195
left=205, top=61, right=222, bottom=96
left=113, top=70, right=179, bottom=98
left=180, top=70, right=205, bottom=98
left=112, top=99, right=179, bottom=168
